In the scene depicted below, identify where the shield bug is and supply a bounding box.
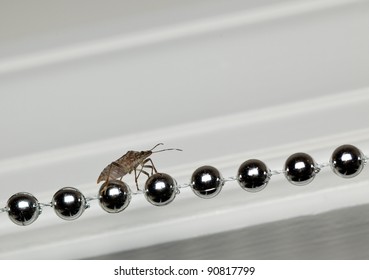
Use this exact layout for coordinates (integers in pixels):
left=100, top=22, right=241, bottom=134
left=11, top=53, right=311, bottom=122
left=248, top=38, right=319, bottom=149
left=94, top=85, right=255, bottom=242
left=97, top=143, right=182, bottom=190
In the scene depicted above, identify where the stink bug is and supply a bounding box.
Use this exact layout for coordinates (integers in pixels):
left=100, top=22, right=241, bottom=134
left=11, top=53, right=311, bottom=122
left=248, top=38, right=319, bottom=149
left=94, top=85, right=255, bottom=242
left=97, top=143, right=181, bottom=190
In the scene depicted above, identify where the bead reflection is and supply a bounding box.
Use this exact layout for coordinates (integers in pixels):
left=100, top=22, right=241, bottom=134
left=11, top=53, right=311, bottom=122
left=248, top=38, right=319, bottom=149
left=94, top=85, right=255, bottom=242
left=201, top=174, right=212, bottom=183
left=155, top=182, right=166, bottom=191
left=294, top=161, right=306, bottom=170
left=342, top=153, right=353, bottom=162
left=63, top=194, right=76, bottom=204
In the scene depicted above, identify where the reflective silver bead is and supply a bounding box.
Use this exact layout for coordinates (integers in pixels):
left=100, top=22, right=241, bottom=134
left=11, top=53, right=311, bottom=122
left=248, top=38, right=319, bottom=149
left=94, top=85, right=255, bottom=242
left=330, top=144, right=365, bottom=178
left=284, top=152, right=318, bottom=185
left=191, top=165, right=224, bottom=198
left=144, top=173, right=177, bottom=206
left=7, top=192, right=41, bottom=226
left=237, top=159, right=271, bottom=192
left=99, top=180, right=132, bottom=213
left=52, top=187, right=87, bottom=221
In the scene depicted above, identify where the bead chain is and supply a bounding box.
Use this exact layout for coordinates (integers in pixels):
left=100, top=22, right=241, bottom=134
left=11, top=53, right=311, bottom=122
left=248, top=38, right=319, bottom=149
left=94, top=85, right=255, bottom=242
left=0, top=145, right=369, bottom=225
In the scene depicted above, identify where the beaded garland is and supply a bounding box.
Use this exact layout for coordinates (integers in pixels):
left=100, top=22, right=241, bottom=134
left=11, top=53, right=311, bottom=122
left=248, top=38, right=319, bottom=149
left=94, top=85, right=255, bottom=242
left=0, top=144, right=367, bottom=226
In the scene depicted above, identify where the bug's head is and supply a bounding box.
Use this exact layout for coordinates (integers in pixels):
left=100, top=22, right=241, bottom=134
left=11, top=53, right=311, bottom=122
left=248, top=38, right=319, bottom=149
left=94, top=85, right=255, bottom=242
left=139, top=150, right=153, bottom=158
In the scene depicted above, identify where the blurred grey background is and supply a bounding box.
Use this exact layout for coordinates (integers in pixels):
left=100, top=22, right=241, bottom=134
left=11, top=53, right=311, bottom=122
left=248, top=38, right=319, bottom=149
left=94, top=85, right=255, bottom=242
left=93, top=204, right=369, bottom=260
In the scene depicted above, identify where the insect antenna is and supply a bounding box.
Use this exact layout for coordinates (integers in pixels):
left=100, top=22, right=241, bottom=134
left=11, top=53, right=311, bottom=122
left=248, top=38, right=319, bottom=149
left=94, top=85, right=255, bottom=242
left=150, top=143, right=164, bottom=151
left=152, top=148, right=183, bottom=153
left=150, top=143, right=182, bottom=153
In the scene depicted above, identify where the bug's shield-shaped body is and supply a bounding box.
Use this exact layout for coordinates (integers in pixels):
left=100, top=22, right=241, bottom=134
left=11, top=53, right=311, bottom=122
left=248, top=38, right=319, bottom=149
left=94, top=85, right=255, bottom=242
left=97, top=150, right=152, bottom=184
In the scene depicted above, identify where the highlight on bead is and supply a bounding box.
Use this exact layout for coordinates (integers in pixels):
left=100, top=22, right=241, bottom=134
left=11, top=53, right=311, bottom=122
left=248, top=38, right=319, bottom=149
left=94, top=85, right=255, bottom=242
left=52, top=187, right=88, bottom=221
left=0, top=144, right=368, bottom=226
left=191, top=165, right=224, bottom=198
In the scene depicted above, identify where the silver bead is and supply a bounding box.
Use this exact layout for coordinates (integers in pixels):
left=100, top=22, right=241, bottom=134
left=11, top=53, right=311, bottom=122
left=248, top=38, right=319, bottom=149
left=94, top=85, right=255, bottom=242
left=144, top=173, right=177, bottom=206
left=7, top=192, right=41, bottom=226
left=284, top=152, right=318, bottom=185
left=330, top=144, right=365, bottom=178
left=52, top=187, right=87, bottom=221
left=237, top=159, right=271, bottom=192
left=191, top=165, right=224, bottom=198
left=99, top=180, right=132, bottom=213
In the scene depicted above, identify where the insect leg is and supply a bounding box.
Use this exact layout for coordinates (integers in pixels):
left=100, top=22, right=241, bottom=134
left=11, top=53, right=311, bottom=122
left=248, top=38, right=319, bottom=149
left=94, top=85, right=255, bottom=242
left=134, top=167, right=150, bottom=191
left=132, top=158, right=158, bottom=189
left=134, top=168, right=139, bottom=190
left=140, top=158, right=158, bottom=175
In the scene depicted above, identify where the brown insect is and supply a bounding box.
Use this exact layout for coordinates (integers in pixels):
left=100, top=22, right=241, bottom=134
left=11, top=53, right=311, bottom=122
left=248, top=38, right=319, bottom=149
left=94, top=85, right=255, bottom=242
left=97, top=143, right=182, bottom=190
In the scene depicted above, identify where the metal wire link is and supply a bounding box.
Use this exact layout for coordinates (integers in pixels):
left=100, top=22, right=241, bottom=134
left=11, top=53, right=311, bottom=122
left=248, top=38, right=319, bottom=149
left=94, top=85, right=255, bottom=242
left=178, top=183, right=192, bottom=189
left=223, top=176, right=237, bottom=182
left=317, top=162, right=331, bottom=169
left=271, top=169, right=285, bottom=176
left=364, top=154, right=369, bottom=164
left=39, top=202, right=52, bottom=208
left=132, top=189, right=144, bottom=196
left=86, top=196, right=99, bottom=202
